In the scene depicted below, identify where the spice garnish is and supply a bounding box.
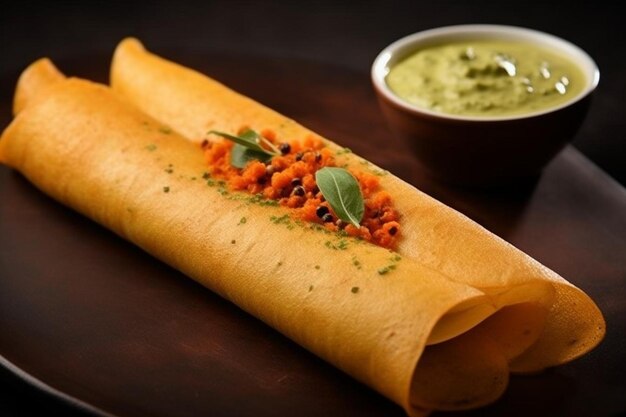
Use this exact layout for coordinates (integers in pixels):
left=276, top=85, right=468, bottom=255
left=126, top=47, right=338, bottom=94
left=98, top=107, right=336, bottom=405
left=202, top=130, right=400, bottom=248
left=315, top=167, right=364, bottom=228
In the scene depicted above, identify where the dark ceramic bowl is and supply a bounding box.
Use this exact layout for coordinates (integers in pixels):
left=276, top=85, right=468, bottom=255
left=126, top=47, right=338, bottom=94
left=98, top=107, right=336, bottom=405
left=371, top=25, right=599, bottom=187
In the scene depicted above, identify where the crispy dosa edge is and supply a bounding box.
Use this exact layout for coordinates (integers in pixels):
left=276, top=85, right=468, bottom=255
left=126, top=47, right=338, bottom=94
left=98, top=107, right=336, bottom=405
left=109, top=38, right=605, bottom=373
left=1, top=58, right=64, bottom=163
left=0, top=60, right=552, bottom=415
left=13, top=58, right=64, bottom=116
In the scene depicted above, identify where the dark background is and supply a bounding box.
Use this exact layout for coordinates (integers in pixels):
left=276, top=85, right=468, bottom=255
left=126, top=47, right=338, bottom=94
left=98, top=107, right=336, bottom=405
left=0, top=1, right=624, bottom=416
left=1, top=0, right=625, bottom=184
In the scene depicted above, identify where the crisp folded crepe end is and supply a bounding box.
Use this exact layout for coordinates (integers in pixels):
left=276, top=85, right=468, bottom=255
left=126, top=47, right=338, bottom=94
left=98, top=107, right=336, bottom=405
left=429, top=279, right=553, bottom=346
left=427, top=296, right=497, bottom=345
left=410, top=328, right=510, bottom=413
left=510, top=283, right=606, bottom=372
left=1, top=58, right=65, bottom=164
left=13, top=58, right=65, bottom=116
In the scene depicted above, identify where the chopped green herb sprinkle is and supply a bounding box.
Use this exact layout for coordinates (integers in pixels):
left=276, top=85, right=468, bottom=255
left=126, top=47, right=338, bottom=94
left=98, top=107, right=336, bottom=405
left=163, top=186, right=170, bottom=193
left=165, top=168, right=174, bottom=174
left=159, top=126, right=172, bottom=134
left=351, top=287, right=360, bottom=293
left=378, top=267, right=390, bottom=275
left=145, top=144, right=157, bottom=151
left=191, top=177, right=197, bottom=181
left=325, top=239, right=349, bottom=250
left=247, top=194, right=280, bottom=206
left=270, top=214, right=291, bottom=225
left=337, top=147, right=352, bottom=155
left=309, top=285, right=314, bottom=292
left=202, top=172, right=211, bottom=180
left=315, top=265, right=320, bottom=270
left=231, top=239, right=236, bottom=244
left=238, top=217, right=247, bottom=225
left=277, top=261, right=283, bottom=267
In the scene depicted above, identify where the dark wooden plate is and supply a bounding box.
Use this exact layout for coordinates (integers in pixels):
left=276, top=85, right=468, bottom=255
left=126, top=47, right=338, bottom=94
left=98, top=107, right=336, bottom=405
left=0, top=53, right=624, bottom=417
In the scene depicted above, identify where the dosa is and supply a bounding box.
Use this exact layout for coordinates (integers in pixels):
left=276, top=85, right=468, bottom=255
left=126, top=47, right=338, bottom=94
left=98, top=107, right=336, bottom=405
left=0, top=43, right=604, bottom=416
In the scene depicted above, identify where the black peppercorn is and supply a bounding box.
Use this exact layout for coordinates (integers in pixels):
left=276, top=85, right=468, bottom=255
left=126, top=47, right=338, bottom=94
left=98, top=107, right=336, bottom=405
left=316, top=206, right=329, bottom=218
left=291, top=177, right=302, bottom=187
left=315, top=152, right=322, bottom=162
left=322, top=213, right=334, bottom=223
left=336, top=219, right=346, bottom=229
left=295, top=152, right=304, bottom=161
left=265, top=165, right=275, bottom=176
left=292, top=185, right=305, bottom=196
left=279, top=143, right=291, bottom=155
left=388, top=226, right=398, bottom=236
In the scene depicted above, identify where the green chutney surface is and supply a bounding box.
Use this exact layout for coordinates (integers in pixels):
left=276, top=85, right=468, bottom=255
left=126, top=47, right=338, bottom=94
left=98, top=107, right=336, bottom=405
left=386, top=40, right=586, bottom=117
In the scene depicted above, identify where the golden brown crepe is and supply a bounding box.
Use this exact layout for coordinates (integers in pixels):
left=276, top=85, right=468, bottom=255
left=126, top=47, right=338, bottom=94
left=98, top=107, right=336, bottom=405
left=0, top=42, right=604, bottom=416
left=110, top=38, right=605, bottom=371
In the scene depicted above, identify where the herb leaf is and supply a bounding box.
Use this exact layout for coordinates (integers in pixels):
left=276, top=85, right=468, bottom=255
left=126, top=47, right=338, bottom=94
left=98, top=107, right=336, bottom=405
left=230, top=143, right=273, bottom=168
left=315, top=167, right=364, bottom=228
left=208, top=129, right=280, bottom=155
left=208, top=129, right=280, bottom=168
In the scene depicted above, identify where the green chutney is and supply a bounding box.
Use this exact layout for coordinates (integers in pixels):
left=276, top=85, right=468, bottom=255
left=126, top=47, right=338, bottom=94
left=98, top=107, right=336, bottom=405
left=386, top=40, right=586, bottom=117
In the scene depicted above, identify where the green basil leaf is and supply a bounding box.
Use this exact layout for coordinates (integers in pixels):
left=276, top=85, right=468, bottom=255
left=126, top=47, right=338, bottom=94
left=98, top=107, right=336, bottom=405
left=208, top=130, right=268, bottom=153
left=208, top=129, right=280, bottom=155
left=240, top=129, right=281, bottom=154
left=230, top=143, right=273, bottom=168
left=315, top=167, right=364, bottom=228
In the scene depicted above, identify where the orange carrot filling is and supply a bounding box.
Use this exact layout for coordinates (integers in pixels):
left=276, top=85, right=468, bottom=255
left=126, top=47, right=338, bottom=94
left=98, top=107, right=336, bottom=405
left=202, top=129, right=400, bottom=248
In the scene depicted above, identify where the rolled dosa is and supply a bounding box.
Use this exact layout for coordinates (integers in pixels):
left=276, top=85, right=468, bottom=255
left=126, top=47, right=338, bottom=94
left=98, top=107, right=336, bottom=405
left=109, top=38, right=605, bottom=372
left=0, top=48, right=601, bottom=417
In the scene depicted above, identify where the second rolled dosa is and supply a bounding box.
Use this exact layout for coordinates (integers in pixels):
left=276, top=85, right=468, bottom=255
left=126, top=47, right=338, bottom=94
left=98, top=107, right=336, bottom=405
left=110, top=38, right=605, bottom=373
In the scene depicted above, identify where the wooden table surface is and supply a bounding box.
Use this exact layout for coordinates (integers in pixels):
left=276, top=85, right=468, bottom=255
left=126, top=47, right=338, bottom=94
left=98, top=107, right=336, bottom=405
left=0, top=54, right=624, bottom=417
